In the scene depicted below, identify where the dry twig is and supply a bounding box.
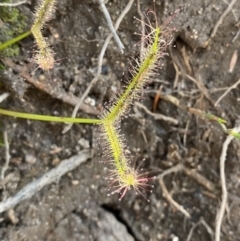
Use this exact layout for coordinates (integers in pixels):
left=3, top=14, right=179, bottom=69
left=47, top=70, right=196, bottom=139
left=215, top=79, right=240, bottom=107
left=159, top=177, right=191, bottom=218
left=201, top=218, right=215, bottom=240
left=135, top=102, right=178, bottom=125
left=0, top=93, right=9, bottom=103
left=232, top=29, right=240, bottom=42
left=0, top=149, right=92, bottom=213
left=183, top=166, right=216, bottom=192
left=186, top=220, right=202, bottom=241
left=183, top=119, right=191, bottom=146
left=209, top=0, right=238, bottom=40
left=157, top=163, right=191, bottom=218
left=157, top=162, right=216, bottom=219
left=0, top=131, right=11, bottom=202
left=215, top=125, right=240, bottom=241
left=0, top=0, right=27, bottom=6
left=98, top=0, right=124, bottom=53
left=169, top=47, right=181, bottom=89
left=0, top=96, right=10, bottom=195
left=1, top=131, right=10, bottom=181
left=181, top=45, right=192, bottom=75
left=185, top=74, right=215, bottom=107
left=187, top=218, right=214, bottom=241
left=157, top=163, right=184, bottom=180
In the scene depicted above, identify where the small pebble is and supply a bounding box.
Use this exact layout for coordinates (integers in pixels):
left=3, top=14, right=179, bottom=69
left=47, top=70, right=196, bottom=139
left=84, top=97, right=96, bottom=107
left=52, top=157, right=60, bottom=166
left=78, top=138, right=90, bottom=149
left=7, top=209, right=19, bottom=224
left=25, top=154, right=36, bottom=164
left=72, top=180, right=79, bottom=186
left=39, top=75, right=45, bottom=81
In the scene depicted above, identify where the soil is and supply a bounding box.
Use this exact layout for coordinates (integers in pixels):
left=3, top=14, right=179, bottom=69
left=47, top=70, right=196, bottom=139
left=0, top=0, right=240, bottom=240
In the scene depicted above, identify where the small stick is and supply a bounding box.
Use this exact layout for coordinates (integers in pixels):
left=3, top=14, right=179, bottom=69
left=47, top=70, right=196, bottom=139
left=98, top=0, right=124, bottom=53
left=172, top=61, right=180, bottom=89
left=215, top=79, right=240, bottom=107
left=183, top=118, right=191, bottom=146
left=157, top=163, right=190, bottom=218
left=0, top=0, right=27, bottom=6
left=201, top=218, right=214, bottom=240
left=159, top=177, right=191, bottom=218
left=187, top=218, right=214, bottom=241
left=228, top=50, right=238, bottom=73
left=215, top=125, right=240, bottom=241
left=0, top=96, right=11, bottom=190
left=210, top=0, right=237, bottom=40
left=135, top=102, right=178, bottom=125
left=1, top=131, right=10, bottom=181
left=186, top=220, right=201, bottom=241
left=0, top=150, right=92, bottom=213
left=0, top=93, right=9, bottom=103
left=232, top=29, right=240, bottom=42
left=186, top=74, right=215, bottom=107
left=152, top=85, right=162, bottom=112
left=63, top=0, right=134, bottom=133
left=157, top=163, right=184, bottom=179
left=183, top=166, right=216, bottom=192
left=181, top=45, right=192, bottom=75
left=169, top=47, right=181, bottom=89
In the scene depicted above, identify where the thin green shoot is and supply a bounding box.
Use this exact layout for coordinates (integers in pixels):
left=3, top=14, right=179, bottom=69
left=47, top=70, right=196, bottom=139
left=0, top=108, right=102, bottom=124
left=226, top=129, right=240, bottom=139
left=204, top=113, right=227, bottom=125
left=189, top=107, right=240, bottom=140
left=0, top=31, right=31, bottom=51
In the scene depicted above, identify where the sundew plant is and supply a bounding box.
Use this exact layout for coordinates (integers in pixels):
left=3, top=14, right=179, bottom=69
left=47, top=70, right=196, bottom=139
left=0, top=0, right=175, bottom=200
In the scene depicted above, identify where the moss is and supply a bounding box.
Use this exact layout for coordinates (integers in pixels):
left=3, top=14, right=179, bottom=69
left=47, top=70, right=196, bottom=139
left=0, top=63, right=5, bottom=71
left=0, top=0, right=27, bottom=58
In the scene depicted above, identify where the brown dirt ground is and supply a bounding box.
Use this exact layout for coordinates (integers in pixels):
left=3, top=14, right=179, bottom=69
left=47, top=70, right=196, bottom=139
left=1, top=0, right=240, bottom=240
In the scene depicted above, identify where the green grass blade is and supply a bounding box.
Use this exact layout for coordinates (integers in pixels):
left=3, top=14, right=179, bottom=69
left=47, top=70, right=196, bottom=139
left=0, top=31, right=31, bottom=51
left=0, top=108, right=102, bottom=124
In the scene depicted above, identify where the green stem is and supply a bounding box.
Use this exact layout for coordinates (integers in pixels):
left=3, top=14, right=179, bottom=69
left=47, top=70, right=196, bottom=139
left=0, top=31, right=31, bottom=51
left=0, top=108, right=102, bottom=124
